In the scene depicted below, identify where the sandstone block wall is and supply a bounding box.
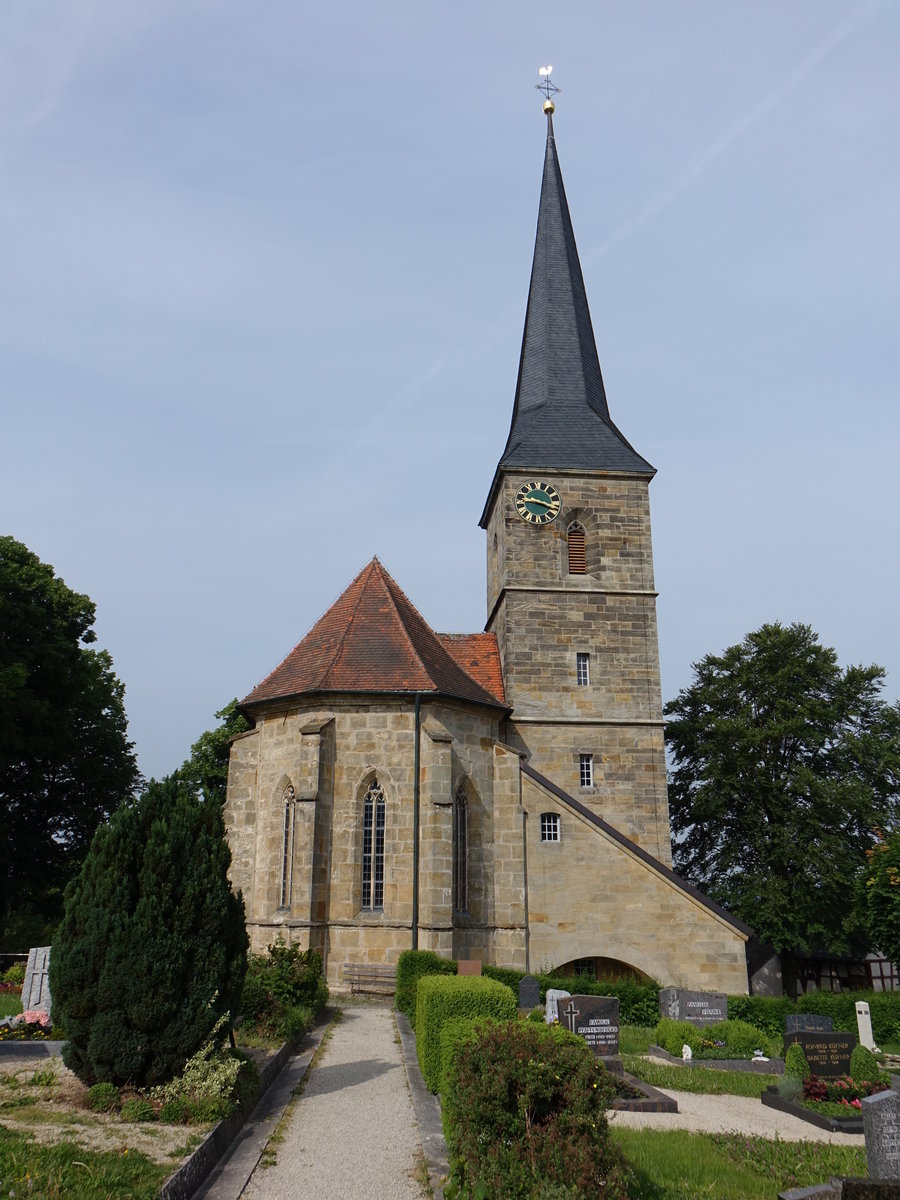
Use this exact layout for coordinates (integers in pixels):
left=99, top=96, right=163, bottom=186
left=520, top=773, right=748, bottom=993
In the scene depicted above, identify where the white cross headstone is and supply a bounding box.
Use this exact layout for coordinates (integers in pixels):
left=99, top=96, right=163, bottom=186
left=545, top=988, right=570, bottom=1024
left=856, top=1000, right=876, bottom=1051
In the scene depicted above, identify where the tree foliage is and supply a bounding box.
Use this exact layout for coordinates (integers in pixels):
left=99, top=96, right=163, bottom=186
left=857, top=831, right=900, bottom=972
left=178, top=699, right=249, bottom=804
left=0, top=536, right=141, bottom=945
left=50, top=774, right=248, bottom=1086
left=665, top=623, right=900, bottom=978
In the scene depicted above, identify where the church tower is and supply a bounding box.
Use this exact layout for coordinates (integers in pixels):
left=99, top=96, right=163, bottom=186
left=480, top=98, right=672, bottom=863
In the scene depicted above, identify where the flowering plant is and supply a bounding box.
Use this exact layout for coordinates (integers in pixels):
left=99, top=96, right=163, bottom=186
left=803, top=1073, right=888, bottom=1104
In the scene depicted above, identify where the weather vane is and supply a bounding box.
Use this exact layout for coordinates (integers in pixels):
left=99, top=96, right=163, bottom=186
left=535, top=66, right=559, bottom=114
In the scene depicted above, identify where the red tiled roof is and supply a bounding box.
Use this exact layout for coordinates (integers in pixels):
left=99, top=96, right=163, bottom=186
left=438, top=633, right=506, bottom=705
left=242, top=559, right=506, bottom=711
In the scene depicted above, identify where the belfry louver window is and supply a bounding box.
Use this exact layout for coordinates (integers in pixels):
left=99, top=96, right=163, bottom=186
left=568, top=523, right=586, bottom=574
left=361, top=779, right=386, bottom=910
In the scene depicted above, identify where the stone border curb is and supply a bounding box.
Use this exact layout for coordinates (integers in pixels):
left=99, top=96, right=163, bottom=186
left=648, top=1044, right=785, bottom=1074
left=0, top=1040, right=65, bottom=1058
left=396, top=1010, right=449, bottom=1200
left=761, top=1087, right=864, bottom=1135
left=159, top=1012, right=331, bottom=1200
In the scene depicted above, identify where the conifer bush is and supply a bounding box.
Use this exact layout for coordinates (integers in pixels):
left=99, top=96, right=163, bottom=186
left=50, top=775, right=248, bottom=1087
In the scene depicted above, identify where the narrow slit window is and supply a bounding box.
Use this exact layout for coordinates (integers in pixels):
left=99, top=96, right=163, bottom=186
left=568, top=522, right=586, bottom=574
left=362, top=779, right=386, bottom=910
left=576, top=652, right=590, bottom=686
left=579, top=754, right=593, bottom=788
left=453, top=785, right=468, bottom=913
left=540, top=812, right=560, bottom=842
left=279, top=785, right=295, bottom=908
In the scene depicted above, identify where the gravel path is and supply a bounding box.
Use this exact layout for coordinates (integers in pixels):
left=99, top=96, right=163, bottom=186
left=611, top=1088, right=866, bottom=1146
left=242, top=1006, right=426, bottom=1200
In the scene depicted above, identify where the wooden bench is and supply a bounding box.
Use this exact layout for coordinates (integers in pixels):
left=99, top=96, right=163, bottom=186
left=343, top=963, right=397, bottom=995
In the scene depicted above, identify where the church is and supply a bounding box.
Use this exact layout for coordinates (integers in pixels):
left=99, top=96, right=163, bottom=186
left=223, top=96, right=752, bottom=994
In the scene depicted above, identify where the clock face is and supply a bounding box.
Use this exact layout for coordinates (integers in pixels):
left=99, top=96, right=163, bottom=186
left=515, top=481, right=562, bottom=525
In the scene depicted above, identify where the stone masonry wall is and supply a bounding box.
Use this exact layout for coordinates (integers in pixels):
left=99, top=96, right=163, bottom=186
left=521, top=773, right=748, bottom=992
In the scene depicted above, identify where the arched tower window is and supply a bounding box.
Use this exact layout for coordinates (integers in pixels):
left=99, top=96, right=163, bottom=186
left=567, top=522, right=586, bottom=574
left=453, top=784, right=468, bottom=914
left=279, top=784, right=295, bottom=908
left=361, top=779, right=386, bottom=911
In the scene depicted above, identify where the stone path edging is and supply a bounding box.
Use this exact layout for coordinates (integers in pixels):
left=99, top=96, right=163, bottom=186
left=161, top=1014, right=330, bottom=1200
left=396, top=1011, right=449, bottom=1198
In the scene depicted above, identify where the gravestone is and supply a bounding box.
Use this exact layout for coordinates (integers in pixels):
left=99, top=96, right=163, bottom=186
left=658, top=987, right=727, bottom=1027
left=21, top=946, right=51, bottom=1018
left=559, top=994, right=620, bottom=1056
left=863, top=1088, right=900, bottom=1181
left=545, top=988, right=570, bottom=1024
left=856, top=1001, right=877, bottom=1051
left=785, top=1013, right=834, bottom=1034
left=518, top=975, right=540, bottom=1011
left=457, top=959, right=482, bottom=976
left=783, top=1030, right=856, bottom=1077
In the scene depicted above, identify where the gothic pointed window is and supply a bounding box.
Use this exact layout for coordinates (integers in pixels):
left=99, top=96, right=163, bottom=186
left=279, top=784, right=295, bottom=908
left=361, top=779, right=386, bottom=911
left=453, top=784, right=468, bottom=914
left=568, top=522, right=586, bottom=574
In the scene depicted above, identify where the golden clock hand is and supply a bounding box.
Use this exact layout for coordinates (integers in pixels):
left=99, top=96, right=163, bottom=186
left=525, top=495, right=553, bottom=508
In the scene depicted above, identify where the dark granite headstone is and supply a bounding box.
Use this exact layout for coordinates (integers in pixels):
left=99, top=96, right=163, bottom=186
left=783, top=1031, right=856, bottom=1078
left=559, top=994, right=620, bottom=1056
left=21, top=946, right=51, bottom=1017
left=658, top=987, right=727, bottom=1027
left=864, top=1088, right=900, bottom=1181
left=785, top=1013, right=834, bottom=1035
left=518, top=974, right=540, bottom=1010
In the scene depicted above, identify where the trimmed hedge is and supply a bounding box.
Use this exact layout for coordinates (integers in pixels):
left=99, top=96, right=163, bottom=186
left=416, top=975, right=517, bottom=1092
left=438, top=1016, right=485, bottom=1098
left=726, top=994, right=795, bottom=1038
left=396, top=949, right=457, bottom=1024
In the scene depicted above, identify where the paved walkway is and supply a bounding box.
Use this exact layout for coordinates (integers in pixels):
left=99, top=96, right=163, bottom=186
left=240, top=1006, right=427, bottom=1200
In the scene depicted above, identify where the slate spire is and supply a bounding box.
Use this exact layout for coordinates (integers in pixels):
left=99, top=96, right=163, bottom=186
left=481, top=112, right=653, bottom=525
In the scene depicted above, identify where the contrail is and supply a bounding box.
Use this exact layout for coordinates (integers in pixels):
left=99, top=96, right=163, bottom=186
left=585, top=0, right=888, bottom=266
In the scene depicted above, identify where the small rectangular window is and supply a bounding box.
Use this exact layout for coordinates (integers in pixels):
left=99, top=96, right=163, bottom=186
left=573, top=957, right=596, bottom=979
left=576, top=652, right=590, bottom=686
left=540, top=812, right=560, bottom=842
left=579, top=754, right=593, bottom=788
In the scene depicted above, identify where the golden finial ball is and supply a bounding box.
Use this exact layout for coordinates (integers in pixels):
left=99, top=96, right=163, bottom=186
left=543, top=99, right=555, bottom=115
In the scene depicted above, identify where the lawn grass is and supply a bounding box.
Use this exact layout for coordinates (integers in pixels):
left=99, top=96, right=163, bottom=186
left=0, top=995, right=23, bottom=1019
left=0, top=1124, right=169, bottom=1200
left=614, top=1128, right=866, bottom=1199
left=620, top=1025, right=655, bottom=1055
left=622, top=1054, right=777, bottom=1098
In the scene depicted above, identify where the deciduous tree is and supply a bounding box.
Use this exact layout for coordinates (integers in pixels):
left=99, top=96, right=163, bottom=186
left=857, top=831, right=900, bottom=973
left=664, top=622, right=900, bottom=994
left=179, top=699, right=249, bottom=804
left=0, top=536, right=140, bottom=945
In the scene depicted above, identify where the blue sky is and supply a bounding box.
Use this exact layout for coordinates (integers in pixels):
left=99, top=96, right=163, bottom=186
left=3, top=1, right=898, bottom=781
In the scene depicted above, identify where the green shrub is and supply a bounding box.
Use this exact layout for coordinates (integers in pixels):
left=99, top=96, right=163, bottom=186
left=527, top=1006, right=546, bottom=1023
left=792, top=990, right=900, bottom=1044
left=727, top=994, right=795, bottom=1039
left=700, top=1019, right=772, bottom=1058
left=240, top=944, right=327, bottom=1040
left=149, top=1014, right=255, bottom=1119
left=2, top=963, right=25, bottom=987
left=654, top=1017, right=703, bottom=1056
left=849, top=1043, right=883, bottom=1085
left=442, top=1019, right=626, bottom=1199
left=159, top=1098, right=191, bottom=1123
left=87, top=1081, right=120, bottom=1112
left=120, top=1097, right=156, bottom=1123
left=416, top=975, right=517, bottom=1092
left=396, top=950, right=456, bottom=1023
left=784, top=1043, right=810, bottom=1079
left=481, top=964, right=524, bottom=993
left=51, top=775, right=248, bottom=1087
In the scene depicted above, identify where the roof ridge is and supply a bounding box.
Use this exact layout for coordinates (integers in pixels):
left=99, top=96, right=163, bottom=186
left=312, top=558, right=379, bottom=689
